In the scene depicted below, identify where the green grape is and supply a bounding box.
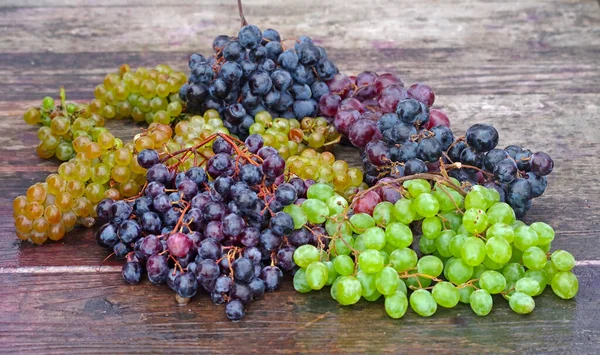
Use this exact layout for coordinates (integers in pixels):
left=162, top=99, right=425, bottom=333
left=307, top=183, right=334, bottom=202
left=375, top=266, right=400, bottom=295
left=538, top=243, right=552, bottom=253
left=55, top=142, right=75, bottom=161
left=530, top=221, right=555, bottom=245
left=544, top=260, right=559, bottom=281
left=389, top=248, right=418, bottom=273
left=512, top=220, right=526, bottom=229
left=329, top=235, right=354, bottom=257
left=432, top=282, right=459, bottom=308
left=385, top=222, right=413, bottom=249
left=363, top=227, right=386, bottom=250
left=486, top=223, right=514, bottom=243
left=522, top=247, right=548, bottom=270
left=461, top=237, right=486, bottom=266
left=323, top=261, right=338, bottom=286
left=306, top=262, right=329, bottom=290
left=464, top=187, right=491, bottom=210
left=356, top=270, right=379, bottom=300
left=410, top=289, right=437, bottom=317
left=435, top=230, right=455, bottom=258
left=439, top=211, right=462, bottom=231
left=551, top=250, right=575, bottom=271
left=282, top=204, right=307, bottom=229
left=336, top=276, right=362, bottom=306
left=462, top=208, right=489, bottom=234
left=325, top=219, right=351, bottom=237
left=413, top=193, right=440, bottom=218
left=379, top=250, right=390, bottom=266
left=510, top=246, right=524, bottom=264
left=417, top=255, right=443, bottom=277
left=23, top=107, right=41, bottom=125
left=471, top=263, right=487, bottom=280
left=419, top=235, right=437, bottom=254
left=353, top=234, right=367, bottom=252
left=458, top=285, right=475, bottom=304
left=349, top=213, right=375, bottom=233
left=293, top=268, right=312, bottom=293
left=293, top=244, right=321, bottom=268
left=333, top=255, right=355, bottom=276
left=470, top=289, right=493, bottom=316
left=373, top=202, right=395, bottom=226
left=446, top=258, right=473, bottom=284
left=483, top=256, right=503, bottom=270
left=515, top=277, right=540, bottom=296
left=487, top=187, right=500, bottom=203
left=393, top=199, right=415, bottom=224
left=327, top=194, right=348, bottom=215
left=524, top=269, right=548, bottom=296
left=301, top=199, right=329, bottom=224
left=358, top=249, right=384, bottom=273
left=449, top=234, right=468, bottom=258
left=551, top=271, right=579, bottom=299
left=485, top=236, right=512, bottom=264
left=486, top=202, right=516, bottom=225
left=509, top=291, right=535, bottom=314
left=514, top=226, right=538, bottom=251
left=330, top=277, right=340, bottom=300
left=479, top=270, right=506, bottom=294
left=384, top=290, right=408, bottom=318
left=433, top=184, right=464, bottom=212
left=404, top=179, right=431, bottom=197
left=396, top=278, right=408, bottom=295
left=42, top=96, right=54, bottom=110
left=422, top=216, right=442, bottom=240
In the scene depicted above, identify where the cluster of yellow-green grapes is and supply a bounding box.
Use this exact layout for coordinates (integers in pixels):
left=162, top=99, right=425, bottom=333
left=286, top=149, right=366, bottom=197
left=92, top=64, right=186, bottom=124
left=12, top=123, right=173, bottom=244
left=22, top=91, right=105, bottom=161
left=248, top=112, right=340, bottom=159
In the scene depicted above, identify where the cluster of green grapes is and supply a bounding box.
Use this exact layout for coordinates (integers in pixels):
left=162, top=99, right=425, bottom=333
left=292, top=177, right=579, bottom=318
left=13, top=123, right=174, bottom=244
left=92, top=64, right=186, bottom=124
left=286, top=149, right=365, bottom=197
left=23, top=91, right=105, bottom=161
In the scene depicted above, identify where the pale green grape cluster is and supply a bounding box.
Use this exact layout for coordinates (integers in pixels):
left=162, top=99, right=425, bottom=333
left=23, top=90, right=105, bottom=161
left=293, top=177, right=579, bottom=318
left=93, top=64, right=186, bottom=124
left=286, top=149, right=365, bottom=197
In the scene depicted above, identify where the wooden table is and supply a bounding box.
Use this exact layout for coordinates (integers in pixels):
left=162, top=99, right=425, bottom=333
left=1, top=0, right=599, bottom=353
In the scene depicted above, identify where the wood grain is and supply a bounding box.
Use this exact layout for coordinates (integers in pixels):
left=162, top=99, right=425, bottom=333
left=0, top=0, right=599, bottom=353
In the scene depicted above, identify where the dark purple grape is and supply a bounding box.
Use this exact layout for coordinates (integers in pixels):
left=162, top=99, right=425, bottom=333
left=122, top=261, right=142, bottom=284
left=225, top=299, right=245, bottom=321
left=493, top=158, right=518, bottom=183
left=206, top=153, right=233, bottom=179
left=505, top=145, right=523, bottom=159
left=222, top=213, right=246, bottom=238
left=211, top=292, right=226, bottom=305
left=276, top=245, right=296, bottom=270
left=137, top=235, right=163, bottom=259
left=248, top=278, right=266, bottom=300
left=431, top=125, right=454, bottom=151
left=233, top=257, right=254, bottom=282
left=262, top=154, right=285, bottom=178
left=483, top=149, right=510, bottom=172
left=525, top=172, right=547, bottom=198
left=396, top=99, right=429, bottom=126
left=146, top=164, right=171, bottom=185
left=244, top=134, right=264, bottom=153
left=108, top=200, right=132, bottom=224
left=530, top=152, right=554, bottom=176
left=202, top=201, right=227, bottom=222
left=137, top=149, right=160, bottom=169
left=460, top=147, right=484, bottom=168
left=515, top=150, right=532, bottom=171
left=288, top=177, right=307, bottom=198
left=230, top=283, right=252, bottom=304
left=417, top=137, right=442, bottom=163
left=260, top=266, right=283, bottom=292
left=466, top=123, right=499, bottom=152
left=195, top=259, right=220, bottom=281
left=506, top=178, right=533, bottom=208
left=289, top=228, right=311, bottom=247
left=152, top=194, right=171, bottom=213
left=174, top=272, right=198, bottom=298
left=96, top=223, right=119, bottom=248
left=239, top=164, right=264, bottom=185
left=185, top=167, right=207, bottom=186
left=447, top=140, right=467, bottom=163
left=118, top=219, right=142, bottom=244
left=199, top=238, right=222, bottom=260
left=147, top=254, right=169, bottom=285
left=167, top=268, right=181, bottom=291
left=404, top=158, right=428, bottom=176
left=215, top=275, right=233, bottom=294
left=238, top=24, right=262, bottom=49
left=274, top=183, right=297, bottom=205
left=269, top=212, right=294, bottom=236
left=260, top=229, right=282, bottom=251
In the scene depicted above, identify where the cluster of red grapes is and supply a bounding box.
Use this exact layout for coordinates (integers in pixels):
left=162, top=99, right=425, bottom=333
left=94, top=133, right=322, bottom=320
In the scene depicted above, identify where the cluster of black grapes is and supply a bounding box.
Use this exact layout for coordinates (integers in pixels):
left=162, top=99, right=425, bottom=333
left=94, top=134, right=318, bottom=320
left=181, top=24, right=339, bottom=139
left=362, top=119, right=554, bottom=216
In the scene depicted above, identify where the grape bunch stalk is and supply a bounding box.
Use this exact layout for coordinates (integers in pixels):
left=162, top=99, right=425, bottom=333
left=293, top=171, right=578, bottom=318
left=95, top=132, right=330, bottom=320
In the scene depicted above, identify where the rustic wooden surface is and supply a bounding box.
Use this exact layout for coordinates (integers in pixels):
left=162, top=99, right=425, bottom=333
left=1, top=0, right=599, bottom=353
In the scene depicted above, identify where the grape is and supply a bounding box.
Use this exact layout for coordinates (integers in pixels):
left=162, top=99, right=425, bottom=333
left=514, top=226, right=539, bottom=251
left=385, top=223, right=413, bottom=249
left=301, top=198, right=329, bottom=224
left=389, top=248, right=418, bottom=273
left=522, top=247, right=548, bottom=270
left=358, top=249, right=385, bottom=273
left=462, top=208, right=489, bottom=234
left=509, top=292, right=536, bottom=314
left=485, top=236, right=512, bottom=264
left=469, top=289, right=493, bottom=316
left=293, top=268, right=312, bottom=293
left=375, top=266, right=400, bottom=295
left=336, top=276, right=362, bottom=306
left=432, top=282, right=460, bottom=308
left=551, top=271, right=579, bottom=300
left=293, top=245, right=321, bottom=268
left=446, top=258, right=473, bottom=284
left=515, top=277, right=540, bottom=296
left=417, top=255, right=443, bottom=277
left=306, top=262, right=328, bottom=290
left=410, top=289, right=437, bottom=317
left=363, top=227, right=386, bottom=250
left=461, top=237, right=486, bottom=266
left=384, top=290, right=409, bottom=319
left=478, top=270, right=506, bottom=294
left=550, top=250, right=575, bottom=271
left=413, top=193, right=439, bottom=218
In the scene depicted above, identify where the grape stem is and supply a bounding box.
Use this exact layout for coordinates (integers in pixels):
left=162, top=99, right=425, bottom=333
left=237, top=0, right=248, bottom=27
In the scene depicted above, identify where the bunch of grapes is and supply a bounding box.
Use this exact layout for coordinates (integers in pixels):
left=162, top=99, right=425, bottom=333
left=362, top=122, right=553, bottom=216
left=12, top=123, right=174, bottom=244
left=181, top=24, right=339, bottom=139
left=294, top=175, right=578, bottom=318
left=318, top=71, right=443, bottom=148
left=248, top=111, right=341, bottom=157
left=286, top=149, right=365, bottom=197
left=93, top=64, right=187, bottom=124
left=23, top=89, right=105, bottom=161
left=95, top=133, right=335, bottom=320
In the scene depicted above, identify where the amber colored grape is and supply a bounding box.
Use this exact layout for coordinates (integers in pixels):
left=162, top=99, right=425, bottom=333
left=15, top=215, right=33, bottom=233
left=24, top=202, right=44, bottom=220
left=55, top=191, right=74, bottom=212
left=13, top=196, right=28, bottom=215
left=44, top=205, right=62, bottom=224
left=48, top=223, right=66, bottom=241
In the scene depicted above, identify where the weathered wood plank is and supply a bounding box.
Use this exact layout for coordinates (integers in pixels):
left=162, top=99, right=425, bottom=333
left=0, top=267, right=598, bottom=354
